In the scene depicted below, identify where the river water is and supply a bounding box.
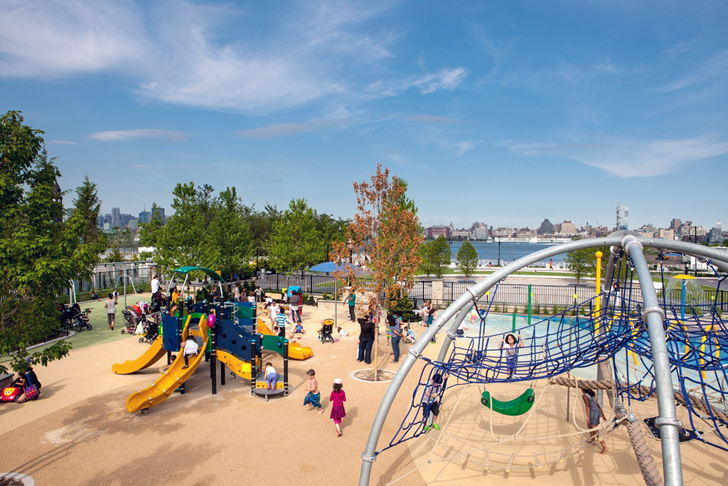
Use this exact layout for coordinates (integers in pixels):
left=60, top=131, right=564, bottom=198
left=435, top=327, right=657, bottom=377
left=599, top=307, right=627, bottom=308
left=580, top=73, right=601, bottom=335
left=447, top=241, right=566, bottom=265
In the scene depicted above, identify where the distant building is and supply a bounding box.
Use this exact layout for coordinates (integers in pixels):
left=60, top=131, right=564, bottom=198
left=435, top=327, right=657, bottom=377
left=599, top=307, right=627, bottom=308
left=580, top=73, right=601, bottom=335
left=709, top=222, right=724, bottom=244
left=139, top=210, right=151, bottom=223
left=152, top=206, right=166, bottom=223
left=670, top=218, right=681, bottom=231
left=659, top=229, right=675, bottom=240
left=97, top=214, right=104, bottom=228
left=426, top=225, right=450, bottom=239
left=555, top=221, right=576, bottom=236
left=112, top=207, right=121, bottom=227
left=537, top=219, right=554, bottom=235
left=616, top=204, right=629, bottom=231
left=472, top=222, right=489, bottom=240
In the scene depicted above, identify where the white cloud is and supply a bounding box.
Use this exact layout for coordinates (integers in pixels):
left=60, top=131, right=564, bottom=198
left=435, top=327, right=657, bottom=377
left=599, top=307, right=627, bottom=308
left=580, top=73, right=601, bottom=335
left=89, top=129, right=188, bottom=142
left=47, top=140, right=79, bottom=145
left=0, top=0, right=463, bottom=113
left=454, top=142, right=475, bottom=156
left=0, top=0, right=147, bottom=77
left=507, top=136, right=728, bottom=177
left=656, top=50, right=728, bottom=93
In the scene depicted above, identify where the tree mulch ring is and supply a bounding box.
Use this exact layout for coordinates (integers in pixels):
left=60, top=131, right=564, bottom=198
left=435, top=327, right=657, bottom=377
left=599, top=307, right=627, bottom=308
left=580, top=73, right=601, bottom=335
left=353, top=369, right=396, bottom=382
left=0, top=477, right=24, bottom=486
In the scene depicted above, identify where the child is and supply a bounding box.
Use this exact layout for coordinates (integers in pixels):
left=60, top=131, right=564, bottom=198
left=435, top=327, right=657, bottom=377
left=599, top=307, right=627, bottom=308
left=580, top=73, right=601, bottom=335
left=582, top=388, right=608, bottom=454
left=422, top=372, right=446, bottom=432
left=330, top=378, right=347, bottom=437
left=275, top=311, right=288, bottom=337
left=499, top=333, right=523, bottom=379
left=303, top=369, right=324, bottom=414
left=266, top=362, right=277, bottom=390
left=182, top=336, right=199, bottom=369
left=403, top=325, right=416, bottom=344
left=294, top=322, right=306, bottom=335
left=104, top=293, right=117, bottom=331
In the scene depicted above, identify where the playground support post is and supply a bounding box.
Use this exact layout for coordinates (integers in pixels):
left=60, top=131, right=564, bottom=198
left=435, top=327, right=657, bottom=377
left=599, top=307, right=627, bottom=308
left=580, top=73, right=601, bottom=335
left=595, top=250, right=603, bottom=407
left=211, top=304, right=218, bottom=395
left=284, top=340, right=289, bottom=397
left=527, top=284, right=532, bottom=326
left=624, top=236, right=683, bottom=486
left=251, top=339, right=257, bottom=396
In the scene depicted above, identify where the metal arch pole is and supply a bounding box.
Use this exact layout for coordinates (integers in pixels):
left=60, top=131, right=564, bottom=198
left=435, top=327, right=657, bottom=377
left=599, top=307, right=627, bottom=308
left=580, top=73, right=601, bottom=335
left=359, top=235, right=625, bottom=485
left=624, top=236, right=683, bottom=486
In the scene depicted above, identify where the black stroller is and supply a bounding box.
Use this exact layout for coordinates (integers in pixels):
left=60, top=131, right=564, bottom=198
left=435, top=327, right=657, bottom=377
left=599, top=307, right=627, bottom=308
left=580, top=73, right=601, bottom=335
left=139, top=316, right=159, bottom=344
left=60, top=303, right=92, bottom=332
left=318, top=318, right=334, bottom=343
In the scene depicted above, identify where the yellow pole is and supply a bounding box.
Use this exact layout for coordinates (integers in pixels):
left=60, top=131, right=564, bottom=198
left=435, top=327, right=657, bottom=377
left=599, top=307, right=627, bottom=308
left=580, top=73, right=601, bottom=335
left=594, top=251, right=603, bottom=335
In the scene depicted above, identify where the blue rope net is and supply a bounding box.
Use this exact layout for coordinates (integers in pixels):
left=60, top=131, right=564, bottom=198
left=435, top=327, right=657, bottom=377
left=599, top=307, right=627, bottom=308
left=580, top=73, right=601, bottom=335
left=380, top=255, right=728, bottom=457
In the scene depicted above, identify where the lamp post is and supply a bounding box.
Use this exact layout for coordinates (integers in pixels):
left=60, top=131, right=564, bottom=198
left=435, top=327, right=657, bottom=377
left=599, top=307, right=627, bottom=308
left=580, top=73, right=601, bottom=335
left=497, top=236, right=501, bottom=267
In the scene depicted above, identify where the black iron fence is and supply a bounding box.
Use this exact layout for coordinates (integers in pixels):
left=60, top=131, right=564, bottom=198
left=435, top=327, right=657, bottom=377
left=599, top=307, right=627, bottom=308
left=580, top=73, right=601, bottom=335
left=250, top=273, right=728, bottom=315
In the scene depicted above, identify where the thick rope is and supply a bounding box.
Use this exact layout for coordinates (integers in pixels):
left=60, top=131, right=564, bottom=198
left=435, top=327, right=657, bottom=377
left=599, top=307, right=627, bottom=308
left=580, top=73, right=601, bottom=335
left=549, top=377, right=728, bottom=424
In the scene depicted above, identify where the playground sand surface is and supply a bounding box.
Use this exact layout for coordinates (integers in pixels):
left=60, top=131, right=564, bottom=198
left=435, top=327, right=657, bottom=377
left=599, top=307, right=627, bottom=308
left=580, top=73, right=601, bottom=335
left=0, top=304, right=725, bottom=485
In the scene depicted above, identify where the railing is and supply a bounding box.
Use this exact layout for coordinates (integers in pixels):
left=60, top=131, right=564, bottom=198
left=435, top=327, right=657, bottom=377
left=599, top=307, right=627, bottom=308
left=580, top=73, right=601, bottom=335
left=60, top=261, right=155, bottom=300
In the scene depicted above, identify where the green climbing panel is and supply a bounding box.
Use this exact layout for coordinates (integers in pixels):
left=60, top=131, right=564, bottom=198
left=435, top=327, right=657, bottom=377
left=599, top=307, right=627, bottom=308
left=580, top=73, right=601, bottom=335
left=481, top=388, right=535, bottom=416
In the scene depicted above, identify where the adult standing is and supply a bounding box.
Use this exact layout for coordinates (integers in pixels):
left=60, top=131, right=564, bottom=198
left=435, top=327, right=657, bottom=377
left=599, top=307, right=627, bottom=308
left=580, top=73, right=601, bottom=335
left=357, top=317, right=375, bottom=364
left=388, top=313, right=403, bottom=363
left=347, top=290, right=356, bottom=322
left=254, top=286, right=263, bottom=303
left=290, top=291, right=302, bottom=323
left=151, top=274, right=160, bottom=295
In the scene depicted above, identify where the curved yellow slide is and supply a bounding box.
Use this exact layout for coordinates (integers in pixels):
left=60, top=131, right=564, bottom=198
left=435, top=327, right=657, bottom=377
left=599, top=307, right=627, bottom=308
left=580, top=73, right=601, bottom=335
left=257, top=318, right=314, bottom=360
left=215, top=350, right=253, bottom=380
left=125, top=316, right=209, bottom=413
left=112, top=335, right=166, bottom=375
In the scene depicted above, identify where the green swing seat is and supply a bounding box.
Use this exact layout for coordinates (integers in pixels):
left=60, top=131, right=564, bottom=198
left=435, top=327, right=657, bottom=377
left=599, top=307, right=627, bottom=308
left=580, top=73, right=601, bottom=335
left=481, top=388, right=535, bottom=416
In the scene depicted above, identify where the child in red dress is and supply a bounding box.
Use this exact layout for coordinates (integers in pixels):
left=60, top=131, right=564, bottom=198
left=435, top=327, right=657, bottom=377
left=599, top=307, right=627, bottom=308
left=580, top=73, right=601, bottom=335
left=330, top=378, right=347, bottom=437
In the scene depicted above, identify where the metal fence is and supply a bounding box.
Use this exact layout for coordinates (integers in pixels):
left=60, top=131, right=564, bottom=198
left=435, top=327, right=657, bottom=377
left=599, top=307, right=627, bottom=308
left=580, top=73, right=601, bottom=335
left=250, top=273, right=728, bottom=314
left=62, top=261, right=156, bottom=300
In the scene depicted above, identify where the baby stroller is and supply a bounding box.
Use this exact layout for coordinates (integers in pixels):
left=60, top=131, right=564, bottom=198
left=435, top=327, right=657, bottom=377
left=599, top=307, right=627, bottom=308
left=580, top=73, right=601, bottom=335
left=318, top=318, right=334, bottom=344
left=121, top=304, right=145, bottom=334
left=139, top=319, right=159, bottom=344
left=61, top=303, right=92, bottom=332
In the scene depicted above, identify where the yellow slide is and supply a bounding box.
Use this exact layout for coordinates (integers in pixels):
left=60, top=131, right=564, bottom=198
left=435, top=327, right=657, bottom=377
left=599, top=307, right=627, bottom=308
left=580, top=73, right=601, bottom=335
left=215, top=350, right=253, bottom=380
left=125, top=316, right=209, bottom=413
left=112, top=335, right=166, bottom=374
left=257, top=318, right=314, bottom=360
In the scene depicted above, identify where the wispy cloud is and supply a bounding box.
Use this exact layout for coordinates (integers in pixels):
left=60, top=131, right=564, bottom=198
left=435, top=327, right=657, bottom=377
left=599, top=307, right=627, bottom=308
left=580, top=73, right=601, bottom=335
left=47, top=140, right=79, bottom=145
left=89, top=129, right=189, bottom=142
left=2, top=0, right=442, bottom=114
left=0, top=0, right=147, bottom=77
left=409, top=115, right=461, bottom=124
left=454, top=142, right=475, bottom=156
left=506, top=136, right=728, bottom=177
left=367, top=67, right=468, bottom=96
left=656, top=49, right=728, bottom=93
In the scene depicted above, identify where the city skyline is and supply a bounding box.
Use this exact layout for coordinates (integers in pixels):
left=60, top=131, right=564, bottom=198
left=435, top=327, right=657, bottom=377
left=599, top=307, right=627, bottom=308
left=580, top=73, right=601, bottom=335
left=3, top=1, right=727, bottom=229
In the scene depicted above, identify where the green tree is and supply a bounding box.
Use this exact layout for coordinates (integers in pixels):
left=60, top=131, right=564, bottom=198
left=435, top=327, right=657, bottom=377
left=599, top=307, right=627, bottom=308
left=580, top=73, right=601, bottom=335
left=0, top=111, right=105, bottom=373
left=265, top=198, right=325, bottom=272
left=456, top=240, right=479, bottom=278
left=430, top=235, right=452, bottom=278
left=138, top=202, right=165, bottom=247
left=143, top=183, right=253, bottom=277
left=107, top=245, right=125, bottom=262
left=564, top=240, right=610, bottom=284
left=207, top=187, right=252, bottom=280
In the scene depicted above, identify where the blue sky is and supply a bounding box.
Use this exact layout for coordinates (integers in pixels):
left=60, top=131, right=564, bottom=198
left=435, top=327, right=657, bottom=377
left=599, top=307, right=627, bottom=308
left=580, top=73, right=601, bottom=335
left=2, top=0, right=727, bottom=230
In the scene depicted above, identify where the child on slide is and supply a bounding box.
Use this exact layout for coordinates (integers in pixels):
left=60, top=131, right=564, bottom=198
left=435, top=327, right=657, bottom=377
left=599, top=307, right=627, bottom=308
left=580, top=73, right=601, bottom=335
left=182, top=336, right=199, bottom=369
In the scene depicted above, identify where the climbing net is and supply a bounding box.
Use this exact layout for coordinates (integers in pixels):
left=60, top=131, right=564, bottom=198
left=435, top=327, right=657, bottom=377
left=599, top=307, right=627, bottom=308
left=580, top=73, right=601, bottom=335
left=380, top=248, right=728, bottom=483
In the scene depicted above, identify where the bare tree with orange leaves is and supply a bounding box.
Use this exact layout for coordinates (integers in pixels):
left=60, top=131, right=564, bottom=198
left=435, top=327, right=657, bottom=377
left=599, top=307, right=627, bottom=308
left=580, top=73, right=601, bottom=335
left=332, top=164, right=423, bottom=379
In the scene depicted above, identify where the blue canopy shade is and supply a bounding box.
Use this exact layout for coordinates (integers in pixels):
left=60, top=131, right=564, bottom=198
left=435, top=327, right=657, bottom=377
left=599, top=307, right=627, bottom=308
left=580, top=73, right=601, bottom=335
left=309, top=262, right=368, bottom=274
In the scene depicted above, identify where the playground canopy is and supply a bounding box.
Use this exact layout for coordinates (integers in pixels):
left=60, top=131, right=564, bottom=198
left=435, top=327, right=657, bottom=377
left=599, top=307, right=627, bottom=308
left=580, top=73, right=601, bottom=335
left=173, top=266, right=225, bottom=282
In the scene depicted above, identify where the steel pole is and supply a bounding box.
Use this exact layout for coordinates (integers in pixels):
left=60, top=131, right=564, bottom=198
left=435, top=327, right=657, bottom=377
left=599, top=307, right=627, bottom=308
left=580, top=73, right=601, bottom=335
left=624, top=236, right=683, bottom=486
